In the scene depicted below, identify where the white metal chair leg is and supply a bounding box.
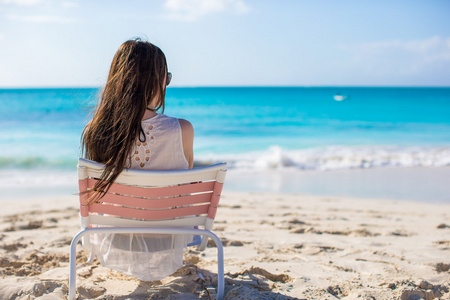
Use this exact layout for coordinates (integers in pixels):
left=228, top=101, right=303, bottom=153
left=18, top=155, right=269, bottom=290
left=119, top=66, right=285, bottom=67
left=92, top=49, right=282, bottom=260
left=86, top=246, right=95, bottom=264
left=69, top=228, right=224, bottom=300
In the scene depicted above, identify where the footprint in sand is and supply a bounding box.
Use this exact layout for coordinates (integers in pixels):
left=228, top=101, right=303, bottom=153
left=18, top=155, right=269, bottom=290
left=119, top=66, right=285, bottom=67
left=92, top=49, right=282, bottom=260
left=287, top=218, right=307, bottom=225
left=301, top=245, right=343, bottom=255
left=229, top=266, right=292, bottom=283
left=436, top=262, right=450, bottom=272
left=77, top=285, right=106, bottom=298
left=437, top=223, right=450, bottom=229
left=207, top=238, right=244, bottom=247
left=1, top=242, right=27, bottom=252
left=225, top=267, right=291, bottom=294
left=390, top=230, right=410, bottom=237
left=4, top=220, right=43, bottom=232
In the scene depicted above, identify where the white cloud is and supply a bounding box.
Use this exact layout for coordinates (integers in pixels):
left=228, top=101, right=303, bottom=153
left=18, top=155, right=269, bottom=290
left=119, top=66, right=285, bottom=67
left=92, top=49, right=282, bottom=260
left=1, top=0, right=46, bottom=6
left=340, top=36, right=450, bottom=77
left=1, top=0, right=79, bottom=22
left=61, top=1, right=78, bottom=8
left=1, top=0, right=78, bottom=8
left=7, top=13, right=78, bottom=23
left=164, top=0, right=250, bottom=21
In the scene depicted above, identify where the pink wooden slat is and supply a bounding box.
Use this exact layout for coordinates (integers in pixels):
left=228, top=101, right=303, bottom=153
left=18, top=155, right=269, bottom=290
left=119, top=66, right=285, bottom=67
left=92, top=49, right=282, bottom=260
left=88, top=203, right=210, bottom=220
left=78, top=179, right=89, bottom=217
left=213, top=182, right=224, bottom=196
left=98, top=192, right=213, bottom=209
left=207, top=194, right=220, bottom=219
left=207, top=182, right=224, bottom=218
left=80, top=204, right=89, bottom=218
left=84, top=178, right=215, bottom=198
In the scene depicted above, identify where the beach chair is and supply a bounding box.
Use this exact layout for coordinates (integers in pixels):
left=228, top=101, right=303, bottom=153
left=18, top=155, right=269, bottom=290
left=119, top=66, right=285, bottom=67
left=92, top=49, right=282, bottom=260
left=69, top=158, right=227, bottom=300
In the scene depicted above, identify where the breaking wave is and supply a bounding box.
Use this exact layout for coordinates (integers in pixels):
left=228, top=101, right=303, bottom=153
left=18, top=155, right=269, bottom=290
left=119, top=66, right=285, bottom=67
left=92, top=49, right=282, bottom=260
left=196, top=145, right=450, bottom=171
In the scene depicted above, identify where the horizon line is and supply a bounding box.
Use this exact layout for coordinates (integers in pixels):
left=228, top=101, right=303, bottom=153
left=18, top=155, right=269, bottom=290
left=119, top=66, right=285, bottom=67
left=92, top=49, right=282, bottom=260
left=1, top=85, right=450, bottom=89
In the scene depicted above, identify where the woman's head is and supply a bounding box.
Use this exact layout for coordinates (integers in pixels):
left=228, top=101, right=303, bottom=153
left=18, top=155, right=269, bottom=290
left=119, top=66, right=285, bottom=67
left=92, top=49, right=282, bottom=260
left=81, top=38, right=170, bottom=202
left=108, top=38, right=169, bottom=112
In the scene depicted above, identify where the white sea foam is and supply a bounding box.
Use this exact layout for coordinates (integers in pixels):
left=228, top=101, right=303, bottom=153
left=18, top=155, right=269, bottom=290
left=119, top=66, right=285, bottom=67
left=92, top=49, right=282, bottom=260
left=197, top=145, right=450, bottom=171
left=0, top=169, right=79, bottom=201
left=0, top=169, right=77, bottom=188
left=2, top=146, right=450, bottom=202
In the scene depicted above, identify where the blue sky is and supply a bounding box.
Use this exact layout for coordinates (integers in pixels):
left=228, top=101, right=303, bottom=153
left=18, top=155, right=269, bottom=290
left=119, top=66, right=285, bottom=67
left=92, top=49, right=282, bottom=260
left=0, top=0, right=449, bottom=87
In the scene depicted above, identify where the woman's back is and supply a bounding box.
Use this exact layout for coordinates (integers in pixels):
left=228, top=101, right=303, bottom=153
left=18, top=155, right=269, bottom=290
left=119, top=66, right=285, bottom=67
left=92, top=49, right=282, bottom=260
left=130, top=114, right=189, bottom=170
left=91, top=114, right=192, bottom=281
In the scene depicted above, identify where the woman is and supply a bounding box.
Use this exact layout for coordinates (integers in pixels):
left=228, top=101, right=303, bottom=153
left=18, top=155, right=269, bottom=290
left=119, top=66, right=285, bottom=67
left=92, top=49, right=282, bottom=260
left=81, top=38, right=194, bottom=280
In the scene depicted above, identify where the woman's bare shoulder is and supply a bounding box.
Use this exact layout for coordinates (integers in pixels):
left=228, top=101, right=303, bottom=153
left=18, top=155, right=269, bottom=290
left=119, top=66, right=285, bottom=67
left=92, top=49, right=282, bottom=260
left=178, top=118, right=194, bottom=168
left=178, top=119, right=194, bottom=134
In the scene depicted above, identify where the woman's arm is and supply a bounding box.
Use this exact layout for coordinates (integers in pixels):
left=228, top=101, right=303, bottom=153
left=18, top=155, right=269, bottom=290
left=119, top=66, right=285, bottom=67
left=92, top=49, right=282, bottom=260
left=178, top=119, right=194, bottom=169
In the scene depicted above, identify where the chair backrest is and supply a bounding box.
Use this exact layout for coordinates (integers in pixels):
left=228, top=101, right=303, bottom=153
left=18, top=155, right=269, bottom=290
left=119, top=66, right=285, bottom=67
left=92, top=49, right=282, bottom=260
left=77, top=158, right=227, bottom=230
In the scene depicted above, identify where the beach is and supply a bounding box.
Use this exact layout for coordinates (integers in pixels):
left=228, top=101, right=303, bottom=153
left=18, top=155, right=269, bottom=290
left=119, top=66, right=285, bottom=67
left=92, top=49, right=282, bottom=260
left=1, top=87, right=449, bottom=298
left=1, top=0, right=449, bottom=296
left=0, top=190, right=449, bottom=299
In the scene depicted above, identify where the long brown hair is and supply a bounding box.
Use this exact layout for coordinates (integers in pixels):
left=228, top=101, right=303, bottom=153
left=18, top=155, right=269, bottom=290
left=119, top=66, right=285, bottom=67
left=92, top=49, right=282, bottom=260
left=81, top=38, right=168, bottom=203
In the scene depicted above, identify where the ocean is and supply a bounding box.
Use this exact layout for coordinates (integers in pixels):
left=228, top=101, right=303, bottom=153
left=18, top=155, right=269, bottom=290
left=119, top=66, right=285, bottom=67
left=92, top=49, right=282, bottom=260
left=1, top=87, right=450, bottom=202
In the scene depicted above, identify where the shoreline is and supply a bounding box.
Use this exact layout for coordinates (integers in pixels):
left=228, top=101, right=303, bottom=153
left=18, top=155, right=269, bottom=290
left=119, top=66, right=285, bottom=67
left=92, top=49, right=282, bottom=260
left=0, top=191, right=449, bottom=299
left=1, top=166, right=450, bottom=203
left=227, top=166, right=450, bottom=203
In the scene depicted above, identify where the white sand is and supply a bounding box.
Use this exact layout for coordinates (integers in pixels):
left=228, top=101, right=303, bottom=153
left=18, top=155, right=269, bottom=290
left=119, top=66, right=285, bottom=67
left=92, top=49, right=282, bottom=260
left=0, top=192, right=449, bottom=299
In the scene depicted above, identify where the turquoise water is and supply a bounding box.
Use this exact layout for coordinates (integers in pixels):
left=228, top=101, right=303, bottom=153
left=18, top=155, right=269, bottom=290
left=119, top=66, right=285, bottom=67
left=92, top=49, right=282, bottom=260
left=1, top=87, right=450, bottom=201
left=0, top=88, right=94, bottom=169
left=167, top=87, right=450, bottom=156
left=1, top=87, right=449, bottom=170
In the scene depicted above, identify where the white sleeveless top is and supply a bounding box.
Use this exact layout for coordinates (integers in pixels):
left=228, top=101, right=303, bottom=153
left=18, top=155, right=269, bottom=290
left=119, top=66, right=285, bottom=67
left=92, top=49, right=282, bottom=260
left=91, top=114, right=190, bottom=281
left=130, top=114, right=189, bottom=170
